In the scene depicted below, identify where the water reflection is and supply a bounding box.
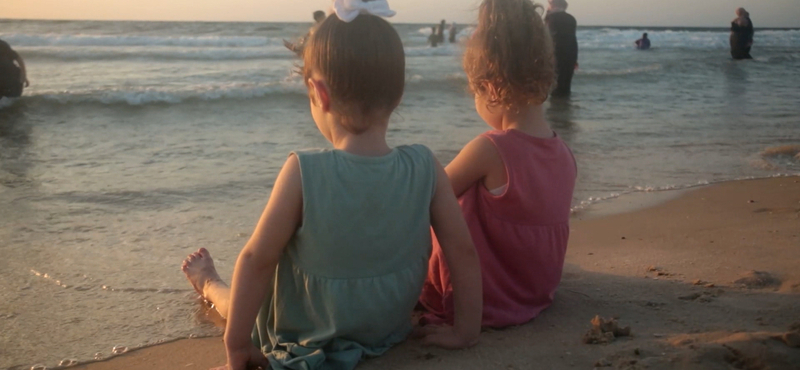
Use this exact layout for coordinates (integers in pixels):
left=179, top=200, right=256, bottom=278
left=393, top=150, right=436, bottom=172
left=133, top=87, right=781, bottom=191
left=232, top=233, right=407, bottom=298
left=0, top=101, right=33, bottom=184
left=722, top=61, right=750, bottom=118
left=547, top=96, right=578, bottom=145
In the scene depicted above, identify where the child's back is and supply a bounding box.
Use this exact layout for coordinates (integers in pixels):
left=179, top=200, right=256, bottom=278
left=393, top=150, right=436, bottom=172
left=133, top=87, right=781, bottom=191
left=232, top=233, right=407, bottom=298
left=420, top=0, right=576, bottom=328
left=183, top=5, right=483, bottom=370
left=422, top=130, right=575, bottom=327
left=254, top=146, right=437, bottom=363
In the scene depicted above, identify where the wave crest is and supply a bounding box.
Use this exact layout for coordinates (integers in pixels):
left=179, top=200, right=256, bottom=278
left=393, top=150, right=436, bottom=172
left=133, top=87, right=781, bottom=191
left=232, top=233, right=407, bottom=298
left=19, top=46, right=294, bottom=61
left=761, top=145, right=800, bottom=158
left=27, top=82, right=307, bottom=105
left=1, top=33, right=280, bottom=48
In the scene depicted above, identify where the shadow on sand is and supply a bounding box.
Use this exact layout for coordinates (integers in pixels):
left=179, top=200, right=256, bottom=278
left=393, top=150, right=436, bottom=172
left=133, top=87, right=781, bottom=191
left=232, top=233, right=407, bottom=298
left=361, top=266, right=800, bottom=370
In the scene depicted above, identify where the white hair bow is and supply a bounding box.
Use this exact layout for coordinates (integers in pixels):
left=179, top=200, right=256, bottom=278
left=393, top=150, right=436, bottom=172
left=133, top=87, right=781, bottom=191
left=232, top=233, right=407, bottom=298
left=333, top=0, right=396, bottom=23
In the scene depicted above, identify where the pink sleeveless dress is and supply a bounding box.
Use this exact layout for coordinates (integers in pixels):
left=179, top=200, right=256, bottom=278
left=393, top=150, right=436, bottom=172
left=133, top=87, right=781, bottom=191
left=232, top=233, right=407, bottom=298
left=420, top=129, right=577, bottom=328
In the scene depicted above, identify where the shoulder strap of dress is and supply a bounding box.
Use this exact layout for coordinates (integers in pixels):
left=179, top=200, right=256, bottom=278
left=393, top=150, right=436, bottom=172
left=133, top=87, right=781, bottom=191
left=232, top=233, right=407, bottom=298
left=405, top=144, right=439, bottom=202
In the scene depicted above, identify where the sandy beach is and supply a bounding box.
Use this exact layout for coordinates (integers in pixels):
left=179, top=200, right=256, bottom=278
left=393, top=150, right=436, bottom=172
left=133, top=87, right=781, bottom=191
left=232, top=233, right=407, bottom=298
left=64, top=176, right=800, bottom=370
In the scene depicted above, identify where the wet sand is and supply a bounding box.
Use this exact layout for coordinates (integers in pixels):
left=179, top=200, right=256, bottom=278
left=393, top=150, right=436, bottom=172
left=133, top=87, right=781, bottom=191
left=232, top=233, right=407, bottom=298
left=73, top=176, right=800, bottom=370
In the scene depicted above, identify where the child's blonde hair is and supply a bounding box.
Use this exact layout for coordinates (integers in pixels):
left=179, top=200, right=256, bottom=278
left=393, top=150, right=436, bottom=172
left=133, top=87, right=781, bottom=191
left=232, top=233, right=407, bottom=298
left=303, top=14, right=405, bottom=134
left=464, top=0, right=555, bottom=108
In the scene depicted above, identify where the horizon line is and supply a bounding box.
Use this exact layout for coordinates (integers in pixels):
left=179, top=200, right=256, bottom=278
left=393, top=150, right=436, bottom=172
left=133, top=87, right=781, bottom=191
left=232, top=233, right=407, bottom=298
left=1, top=17, right=799, bottom=30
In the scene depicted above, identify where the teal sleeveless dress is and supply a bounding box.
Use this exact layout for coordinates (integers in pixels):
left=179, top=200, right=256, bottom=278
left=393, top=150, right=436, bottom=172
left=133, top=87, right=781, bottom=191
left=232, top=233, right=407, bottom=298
left=252, top=145, right=437, bottom=370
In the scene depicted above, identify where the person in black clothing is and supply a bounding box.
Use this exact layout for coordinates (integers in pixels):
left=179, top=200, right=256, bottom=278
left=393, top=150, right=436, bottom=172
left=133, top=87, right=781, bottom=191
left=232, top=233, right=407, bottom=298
left=545, top=0, right=578, bottom=97
left=730, top=8, right=754, bottom=60
left=449, top=22, right=458, bottom=43
left=429, top=26, right=439, bottom=47
left=0, top=39, right=29, bottom=99
left=436, top=19, right=447, bottom=44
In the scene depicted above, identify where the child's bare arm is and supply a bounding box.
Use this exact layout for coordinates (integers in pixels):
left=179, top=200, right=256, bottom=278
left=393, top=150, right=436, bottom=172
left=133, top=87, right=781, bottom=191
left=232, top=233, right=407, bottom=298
left=222, top=154, right=303, bottom=369
left=426, top=160, right=482, bottom=348
left=445, top=136, right=503, bottom=197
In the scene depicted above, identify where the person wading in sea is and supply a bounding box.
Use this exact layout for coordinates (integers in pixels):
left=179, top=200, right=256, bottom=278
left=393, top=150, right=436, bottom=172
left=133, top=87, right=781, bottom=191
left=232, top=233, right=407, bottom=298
left=730, top=7, right=754, bottom=60
left=449, top=22, right=458, bottom=43
left=635, top=33, right=651, bottom=50
left=284, top=10, right=327, bottom=56
left=0, top=39, right=29, bottom=99
left=544, top=0, right=578, bottom=97
left=429, top=26, right=440, bottom=47
left=436, top=19, right=447, bottom=44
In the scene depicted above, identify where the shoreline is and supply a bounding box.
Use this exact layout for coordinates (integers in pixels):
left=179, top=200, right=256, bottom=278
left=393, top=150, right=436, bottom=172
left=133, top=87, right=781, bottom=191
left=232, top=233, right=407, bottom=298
left=571, top=174, right=799, bottom=220
left=25, top=176, right=800, bottom=370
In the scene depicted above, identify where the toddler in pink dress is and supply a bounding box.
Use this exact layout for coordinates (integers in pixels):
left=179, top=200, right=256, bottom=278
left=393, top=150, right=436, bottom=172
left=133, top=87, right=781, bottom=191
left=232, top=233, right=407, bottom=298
left=419, top=0, right=577, bottom=328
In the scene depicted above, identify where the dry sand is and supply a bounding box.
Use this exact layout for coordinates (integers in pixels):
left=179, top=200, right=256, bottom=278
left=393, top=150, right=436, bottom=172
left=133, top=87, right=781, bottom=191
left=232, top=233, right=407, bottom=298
left=72, top=176, right=800, bottom=370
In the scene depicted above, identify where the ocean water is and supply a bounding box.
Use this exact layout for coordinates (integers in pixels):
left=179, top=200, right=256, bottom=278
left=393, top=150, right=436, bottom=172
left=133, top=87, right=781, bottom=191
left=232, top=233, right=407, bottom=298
left=1, top=19, right=799, bottom=369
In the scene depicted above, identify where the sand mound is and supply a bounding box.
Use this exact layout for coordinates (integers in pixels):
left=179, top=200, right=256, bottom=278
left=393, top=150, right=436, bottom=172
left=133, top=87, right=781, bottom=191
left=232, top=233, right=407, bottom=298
left=734, top=270, right=782, bottom=289
left=582, top=315, right=631, bottom=344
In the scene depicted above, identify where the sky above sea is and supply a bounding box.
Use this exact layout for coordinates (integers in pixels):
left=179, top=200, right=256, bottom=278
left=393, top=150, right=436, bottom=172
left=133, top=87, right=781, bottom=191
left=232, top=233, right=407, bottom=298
left=3, top=0, right=800, bottom=27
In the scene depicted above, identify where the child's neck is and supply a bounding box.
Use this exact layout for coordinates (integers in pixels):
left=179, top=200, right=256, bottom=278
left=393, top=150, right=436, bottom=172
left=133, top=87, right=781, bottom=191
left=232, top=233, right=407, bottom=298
left=499, top=104, right=553, bottom=139
left=330, top=117, right=392, bottom=157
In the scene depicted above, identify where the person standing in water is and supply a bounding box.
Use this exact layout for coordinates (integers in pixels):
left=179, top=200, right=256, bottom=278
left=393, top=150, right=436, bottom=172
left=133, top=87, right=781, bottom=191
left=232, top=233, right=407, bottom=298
left=0, top=40, right=29, bottom=99
left=449, top=22, right=458, bottom=43
left=437, top=19, right=447, bottom=44
left=730, top=7, right=754, bottom=60
left=545, top=0, right=578, bottom=97
left=635, top=33, right=651, bottom=50
left=429, top=26, right=440, bottom=47
left=283, top=10, right=327, bottom=56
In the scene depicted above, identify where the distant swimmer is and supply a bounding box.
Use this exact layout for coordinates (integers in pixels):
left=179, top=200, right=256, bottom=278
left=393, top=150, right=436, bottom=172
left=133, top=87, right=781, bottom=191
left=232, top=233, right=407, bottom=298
left=730, top=7, right=754, bottom=60
left=635, top=33, right=651, bottom=50
left=449, top=22, right=458, bottom=43
left=428, top=26, right=439, bottom=47
left=0, top=39, right=29, bottom=99
left=283, top=10, right=327, bottom=56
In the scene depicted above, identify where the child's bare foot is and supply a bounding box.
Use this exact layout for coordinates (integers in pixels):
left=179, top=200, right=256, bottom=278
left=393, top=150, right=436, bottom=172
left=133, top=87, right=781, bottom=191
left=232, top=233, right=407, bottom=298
left=181, top=248, right=224, bottom=298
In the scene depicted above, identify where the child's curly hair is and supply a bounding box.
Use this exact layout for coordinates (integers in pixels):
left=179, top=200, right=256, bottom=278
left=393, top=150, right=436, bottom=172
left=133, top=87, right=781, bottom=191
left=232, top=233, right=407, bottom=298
left=464, top=0, right=555, bottom=108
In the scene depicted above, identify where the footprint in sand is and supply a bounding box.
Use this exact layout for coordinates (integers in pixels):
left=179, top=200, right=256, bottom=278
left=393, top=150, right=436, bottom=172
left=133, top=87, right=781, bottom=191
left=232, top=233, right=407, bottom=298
left=678, top=289, right=724, bottom=303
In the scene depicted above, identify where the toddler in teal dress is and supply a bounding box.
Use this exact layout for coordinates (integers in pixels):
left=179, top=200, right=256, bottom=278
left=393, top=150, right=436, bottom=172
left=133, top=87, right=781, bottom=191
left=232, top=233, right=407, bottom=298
left=181, top=1, right=483, bottom=369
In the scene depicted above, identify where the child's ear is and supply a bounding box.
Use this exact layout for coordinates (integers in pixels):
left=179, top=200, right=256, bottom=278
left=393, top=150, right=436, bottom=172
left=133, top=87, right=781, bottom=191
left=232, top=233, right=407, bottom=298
left=308, top=78, right=331, bottom=112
